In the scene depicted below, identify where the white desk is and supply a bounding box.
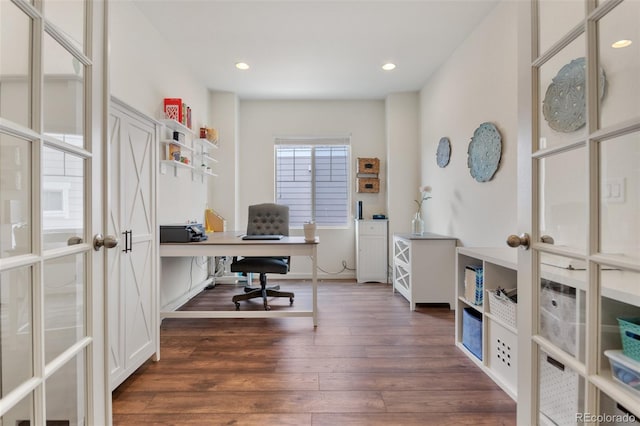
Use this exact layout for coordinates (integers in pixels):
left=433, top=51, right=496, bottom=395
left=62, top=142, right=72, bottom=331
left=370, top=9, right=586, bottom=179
left=159, top=231, right=319, bottom=326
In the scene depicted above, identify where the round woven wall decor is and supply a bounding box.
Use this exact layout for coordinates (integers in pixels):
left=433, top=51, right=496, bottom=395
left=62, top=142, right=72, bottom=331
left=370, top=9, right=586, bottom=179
left=467, top=122, right=502, bottom=182
left=436, top=137, right=451, bottom=168
left=542, top=57, right=606, bottom=133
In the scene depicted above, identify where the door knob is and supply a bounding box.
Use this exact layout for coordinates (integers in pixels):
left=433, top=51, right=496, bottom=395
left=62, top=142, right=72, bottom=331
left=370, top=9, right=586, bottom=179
left=506, top=233, right=530, bottom=250
left=93, top=234, right=119, bottom=251
left=541, top=235, right=555, bottom=244
left=67, top=236, right=83, bottom=246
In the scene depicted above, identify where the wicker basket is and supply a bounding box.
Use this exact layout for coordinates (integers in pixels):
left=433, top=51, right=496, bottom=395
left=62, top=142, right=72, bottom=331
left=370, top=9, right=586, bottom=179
left=487, top=289, right=517, bottom=328
left=617, top=317, right=640, bottom=362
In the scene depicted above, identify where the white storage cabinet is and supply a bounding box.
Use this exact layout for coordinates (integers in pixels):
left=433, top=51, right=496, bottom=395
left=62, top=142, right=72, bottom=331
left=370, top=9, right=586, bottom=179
left=355, top=219, right=388, bottom=283
left=392, top=233, right=457, bottom=310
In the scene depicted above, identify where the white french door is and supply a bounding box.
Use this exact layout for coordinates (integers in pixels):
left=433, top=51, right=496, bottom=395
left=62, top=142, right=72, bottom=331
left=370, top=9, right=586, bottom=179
left=517, top=0, right=640, bottom=424
left=0, top=0, right=109, bottom=424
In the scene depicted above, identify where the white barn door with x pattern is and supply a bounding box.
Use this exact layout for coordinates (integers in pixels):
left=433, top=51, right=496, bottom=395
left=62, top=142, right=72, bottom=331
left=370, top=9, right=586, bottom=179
left=108, top=98, right=158, bottom=390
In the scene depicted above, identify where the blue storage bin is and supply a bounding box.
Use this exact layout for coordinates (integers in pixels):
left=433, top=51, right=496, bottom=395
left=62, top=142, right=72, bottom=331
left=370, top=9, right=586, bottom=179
left=463, top=307, right=483, bottom=360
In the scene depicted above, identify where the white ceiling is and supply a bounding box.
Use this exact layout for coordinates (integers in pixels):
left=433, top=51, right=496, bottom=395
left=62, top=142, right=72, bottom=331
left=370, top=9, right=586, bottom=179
left=132, top=0, right=499, bottom=99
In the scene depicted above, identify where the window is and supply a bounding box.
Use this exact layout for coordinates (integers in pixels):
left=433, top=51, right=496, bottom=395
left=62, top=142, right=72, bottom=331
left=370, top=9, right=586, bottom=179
left=275, top=139, right=350, bottom=227
left=42, top=182, right=70, bottom=218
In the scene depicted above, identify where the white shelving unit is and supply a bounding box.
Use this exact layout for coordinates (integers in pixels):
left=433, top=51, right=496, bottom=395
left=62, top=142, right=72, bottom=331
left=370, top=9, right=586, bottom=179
left=159, top=119, right=194, bottom=176
left=392, top=233, right=457, bottom=310
left=455, top=247, right=518, bottom=400
left=355, top=219, right=388, bottom=283
left=456, top=247, right=640, bottom=420
left=158, top=119, right=218, bottom=179
left=192, top=137, right=219, bottom=180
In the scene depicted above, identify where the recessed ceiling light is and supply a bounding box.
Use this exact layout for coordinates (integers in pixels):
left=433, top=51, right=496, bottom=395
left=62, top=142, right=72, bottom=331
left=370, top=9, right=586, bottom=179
left=382, top=63, right=396, bottom=71
left=611, top=39, right=632, bottom=49
left=235, top=62, right=250, bottom=70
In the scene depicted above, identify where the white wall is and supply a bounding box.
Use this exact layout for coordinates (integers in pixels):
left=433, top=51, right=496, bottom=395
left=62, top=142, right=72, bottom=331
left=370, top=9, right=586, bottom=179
left=238, top=100, right=386, bottom=278
left=208, top=91, right=239, bottom=230
left=386, top=92, right=420, bottom=243
left=110, top=0, right=212, bottom=307
left=419, top=1, right=518, bottom=247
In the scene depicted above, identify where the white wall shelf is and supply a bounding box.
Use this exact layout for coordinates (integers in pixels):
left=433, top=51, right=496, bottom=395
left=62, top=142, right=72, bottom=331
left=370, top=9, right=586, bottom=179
left=192, top=138, right=218, bottom=181
left=160, top=118, right=194, bottom=135
left=160, top=159, right=193, bottom=170
left=158, top=120, right=218, bottom=179
left=160, top=139, right=193, bottom=152
left=193, top=168, right=218, bottom=177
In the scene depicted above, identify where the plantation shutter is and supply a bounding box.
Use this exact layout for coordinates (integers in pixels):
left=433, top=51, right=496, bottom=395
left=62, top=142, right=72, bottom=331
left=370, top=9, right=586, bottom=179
left=275, top=138, right=350, bottom=227
left=275, top=145, right=313, bottom=226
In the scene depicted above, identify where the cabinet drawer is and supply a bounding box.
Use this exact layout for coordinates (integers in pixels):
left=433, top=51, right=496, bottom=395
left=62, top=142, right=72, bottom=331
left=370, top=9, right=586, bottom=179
left=358, top=221, right=387, bottom=236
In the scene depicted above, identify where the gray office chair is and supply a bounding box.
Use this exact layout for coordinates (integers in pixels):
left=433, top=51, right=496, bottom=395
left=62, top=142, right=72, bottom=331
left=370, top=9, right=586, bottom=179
left=230, top=203, right=294, bottom=310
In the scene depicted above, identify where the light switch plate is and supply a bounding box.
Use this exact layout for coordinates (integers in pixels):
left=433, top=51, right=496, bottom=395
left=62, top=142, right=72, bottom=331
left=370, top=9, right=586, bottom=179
left=603, top=177, right=625, bottom=203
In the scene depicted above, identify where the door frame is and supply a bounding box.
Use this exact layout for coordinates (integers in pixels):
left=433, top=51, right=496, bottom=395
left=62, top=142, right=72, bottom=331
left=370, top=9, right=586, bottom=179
left=0, top=0, right=110, bottom=423
left=91, top=0, right=111, bottom=423
left=516, top=1, right=534, bottom=424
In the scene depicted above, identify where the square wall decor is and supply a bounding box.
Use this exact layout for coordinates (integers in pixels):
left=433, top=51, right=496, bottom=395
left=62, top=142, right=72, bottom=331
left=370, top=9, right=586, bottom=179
left=357, top=157, right=380, bottom=174
left=357, top=177, right=379, bottom=193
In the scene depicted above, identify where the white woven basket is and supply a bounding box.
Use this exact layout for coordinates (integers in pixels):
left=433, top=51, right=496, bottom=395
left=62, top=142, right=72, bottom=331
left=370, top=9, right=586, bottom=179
left=487, top=289, right=517, bottom=328
left=539, top=351, right=580, bottom=425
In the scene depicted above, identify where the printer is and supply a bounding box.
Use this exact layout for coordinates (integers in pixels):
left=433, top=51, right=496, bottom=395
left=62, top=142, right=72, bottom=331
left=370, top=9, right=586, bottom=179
left=160, top=223, right=208, bottom=243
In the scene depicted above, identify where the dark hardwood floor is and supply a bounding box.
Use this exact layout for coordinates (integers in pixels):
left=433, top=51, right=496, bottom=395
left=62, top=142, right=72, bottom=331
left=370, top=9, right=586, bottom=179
left=112, top=280, right=516, bottom=425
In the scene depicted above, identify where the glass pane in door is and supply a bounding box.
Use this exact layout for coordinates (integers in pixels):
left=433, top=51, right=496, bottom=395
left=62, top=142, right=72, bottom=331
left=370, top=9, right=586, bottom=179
left=44, top=253, right=85, bottom=364
left=538, top=146, right=587, bottom=252
left=597, top=390, right=638, bottom=424
left=45, top=350, right=86, bottom=425
left=600, top=270, right=640, bottom=357
left=597, top=0, right=640, bottom=130
left=0, top=134, right=32, bottom=258
left=538, top=347, right=585, bottom=425
left=42, top=146, right=85, bottom=251
left=599, top=132, right=640, bottom=262
left=600, top=292, right=640, bottom=361
left=0, top=1, right=31, bottom=129
left=1, top=394, right=34, bottom=425
left=0, top=266, right=33, bottom=395
left=539, top=253, right=587, bottom=361
left=43, top=33, right=84, bottom=148
left=538, top=34, right=587, bottom=150
left=537, top=0, right=585, bottom=56
left=44, top=0, right=85, bottom=51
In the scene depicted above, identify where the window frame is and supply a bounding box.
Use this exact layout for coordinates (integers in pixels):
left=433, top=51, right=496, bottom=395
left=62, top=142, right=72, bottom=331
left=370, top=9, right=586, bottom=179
left=274, top=139, right=351, bottom=229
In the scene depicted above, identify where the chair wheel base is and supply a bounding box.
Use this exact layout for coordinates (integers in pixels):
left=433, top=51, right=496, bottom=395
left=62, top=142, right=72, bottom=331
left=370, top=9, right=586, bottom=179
left=232, top=273, right=294, bottom=311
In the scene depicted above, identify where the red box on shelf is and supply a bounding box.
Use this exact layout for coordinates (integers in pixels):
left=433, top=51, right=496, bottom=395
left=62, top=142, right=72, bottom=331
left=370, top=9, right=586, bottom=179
left=163, top=98, right=182, bottom=122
